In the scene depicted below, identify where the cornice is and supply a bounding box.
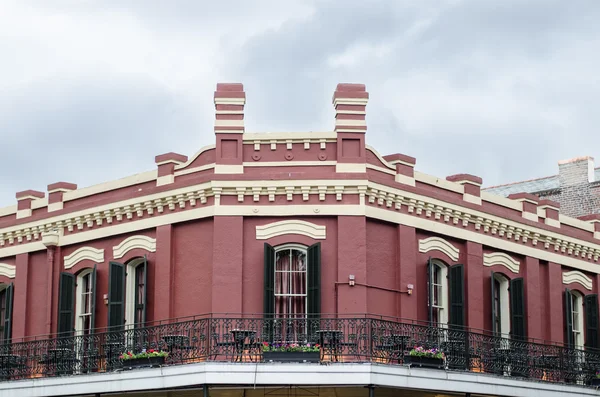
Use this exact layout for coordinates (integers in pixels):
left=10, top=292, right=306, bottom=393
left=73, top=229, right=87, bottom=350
left=2, top=179, right=600, bottom=275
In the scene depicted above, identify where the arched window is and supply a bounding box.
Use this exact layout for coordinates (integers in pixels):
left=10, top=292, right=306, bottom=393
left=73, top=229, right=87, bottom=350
left=264, top=242, right=321, bottom=320
left=274, top=244, right=307, bottom=319
left=107, top=257, right=147, bottom=330
left=75, top=267, right=96, bottom=335
left=428, top=258, right=465, bottom=329
left=428, top=259, right=448, bottom=326
left=491, top=273, right=510, bottom=337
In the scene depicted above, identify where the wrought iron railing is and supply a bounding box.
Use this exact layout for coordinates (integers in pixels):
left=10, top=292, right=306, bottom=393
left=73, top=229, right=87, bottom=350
left=0, top=316, right=598, bottom=387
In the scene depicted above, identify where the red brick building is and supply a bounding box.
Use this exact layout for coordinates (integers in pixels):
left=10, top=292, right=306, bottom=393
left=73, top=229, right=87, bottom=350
left=1, top=84, right=600, bottom=397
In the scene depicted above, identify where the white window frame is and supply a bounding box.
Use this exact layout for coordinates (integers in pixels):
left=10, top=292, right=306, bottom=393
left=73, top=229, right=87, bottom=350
left=430, top=259, right=448, bottom=327
left=125, top=257, right=146, bottom=329
left=493, top=273, right=511, bottom=339
left=75, top=268, right=94, bottom=335
left=572, top=291, right=584, bottom=349
left=274, top=243, right=308, bottom=319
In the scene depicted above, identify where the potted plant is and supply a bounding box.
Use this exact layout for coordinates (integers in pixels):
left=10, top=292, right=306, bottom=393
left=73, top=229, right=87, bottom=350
left=404, top=346, right=445, bottom=369
left=591, top=371, right=600, bottom=386
left=120, top=349, right=169, bottom=369
left=262, top=342, right=320, bottom=363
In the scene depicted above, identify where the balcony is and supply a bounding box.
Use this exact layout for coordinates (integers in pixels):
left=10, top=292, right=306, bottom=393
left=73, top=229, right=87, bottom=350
left=0, top=315, right=598, bottom=393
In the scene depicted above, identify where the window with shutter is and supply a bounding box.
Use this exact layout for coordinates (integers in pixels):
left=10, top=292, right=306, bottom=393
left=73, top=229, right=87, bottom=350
left=307, top=243, right=321, bottom=319
left=1, top=284, right=13, bottom=342
left=76, top=267, right=96, bottom=335
left=58, top=272, right=75, bottom=336
left=134, top=256, right=147, bottom=326
left=449, top=264, right=465, bottom=328
left=427, top=259, right=448, bottom=326
left=108, top=262, right=125, bottom=330
left=564, top=288, right=574, bottom=347
left=263, top=243, right=275, bottom=318
left=585, top=294, right=598, bottom=349
left=510, top=278, right=526, bottom=340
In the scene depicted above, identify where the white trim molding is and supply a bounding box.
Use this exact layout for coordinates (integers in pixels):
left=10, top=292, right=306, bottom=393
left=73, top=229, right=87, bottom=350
left=113, top=235, right=156, bottom=259
left=483, top=252, right=520, bottom=274
left=64, top=247, right=105, bottom=269
left=256, top=220, right=326, bottom=240
left=563, top=270, right=593, bottom=290
left=0, top=263, right=15, bottom=279
left=418, top=237, right=460, bottom=261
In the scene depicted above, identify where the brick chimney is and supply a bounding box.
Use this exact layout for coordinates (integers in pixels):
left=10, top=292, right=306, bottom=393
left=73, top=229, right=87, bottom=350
left=558, top=156, right=595, bottom=186
left=333, top=83, right=368, bottom=173
left=214, top=83, right=245, bottom=174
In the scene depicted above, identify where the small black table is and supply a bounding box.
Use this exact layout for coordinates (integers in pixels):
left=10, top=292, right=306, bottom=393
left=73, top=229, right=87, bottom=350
left=230, top=330, right=258, bottom=362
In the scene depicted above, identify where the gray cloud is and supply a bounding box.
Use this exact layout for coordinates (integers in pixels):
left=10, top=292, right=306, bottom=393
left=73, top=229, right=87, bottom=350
left=1, top=0, right=599, bottom=206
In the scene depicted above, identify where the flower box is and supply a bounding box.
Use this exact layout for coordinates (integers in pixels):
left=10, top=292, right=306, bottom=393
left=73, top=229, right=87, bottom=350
left=590, top=378, right=600, bottom=387
left=263, top=351, right=320, bottom=363
left=122, top=356, right=166, bottom=369
left=404, top=355, right=444, bottom=369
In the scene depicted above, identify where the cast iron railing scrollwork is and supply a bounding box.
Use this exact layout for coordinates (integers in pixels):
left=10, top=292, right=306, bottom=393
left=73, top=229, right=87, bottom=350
left=1, top=315, right=600, bottom=387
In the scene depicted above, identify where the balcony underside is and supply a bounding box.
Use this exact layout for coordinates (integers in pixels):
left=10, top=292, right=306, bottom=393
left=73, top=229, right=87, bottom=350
left=1, top=362, right=599, bottom=397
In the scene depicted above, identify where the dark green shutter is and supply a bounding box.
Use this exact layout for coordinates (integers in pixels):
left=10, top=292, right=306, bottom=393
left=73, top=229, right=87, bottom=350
left=491, top=272, right=497, bottom=335
left=140, top=256, right=148, bottom=325
left=585, top=294, right=598, bottom=349
left=90, top=265, right=97, bottom=332
left=58, top=272, right=75, bottom=336
left=510, top=278, right=526, bottom=340
left=565, top=288, right=574, bottom=347
left=307, top=243, right=321, bottom=318
left=3, top=283, right=13, bottom=342
left=427, top=258, right=434, bottom=325
left=449, top=264, right=465, bottom=328
left=108, top=262, right=125, bottom=330
left=263, top=244, right=275, bottom=317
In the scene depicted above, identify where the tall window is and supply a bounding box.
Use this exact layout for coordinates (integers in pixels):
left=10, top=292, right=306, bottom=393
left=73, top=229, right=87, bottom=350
left=491, top=272, right=511, bottom=339
left=572, top=291, right=584, bottom=348
left=274, top=246, right=307, bottom=319
left=77, top=271, right=94, bottom=335
left=134, top=265, right=146, bottom=326
left=428, top=260, right=448, bottom=326
left=0, top=287, right=6, bottom=338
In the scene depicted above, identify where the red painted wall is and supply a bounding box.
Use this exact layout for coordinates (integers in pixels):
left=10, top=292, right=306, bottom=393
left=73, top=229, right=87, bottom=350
left=366, top=219, right=398, bottom=318
left=2, top=213, right=595, bottom=349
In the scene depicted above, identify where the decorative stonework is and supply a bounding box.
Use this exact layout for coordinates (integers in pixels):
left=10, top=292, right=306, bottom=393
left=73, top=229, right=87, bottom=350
left=3, top=178, right=600, bottom=275
left=0, top=263, right=15, bottom=278
left=113, top=235, right=157, bottom=259
left=64, top=247, right=105, bottom=269
left=562, top=270, right=593, bottom=290
left=256, top=220, right=326, bottom=240
left=418, top=237, right=460, bottom=262
left=483, top=252, right=520, bottom=274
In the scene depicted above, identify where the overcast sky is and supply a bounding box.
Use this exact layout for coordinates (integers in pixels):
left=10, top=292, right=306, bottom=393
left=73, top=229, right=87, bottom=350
left=1, top=0, right=599, bottom=207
